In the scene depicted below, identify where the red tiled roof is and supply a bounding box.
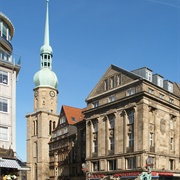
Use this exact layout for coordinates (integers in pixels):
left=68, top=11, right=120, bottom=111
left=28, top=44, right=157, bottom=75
left=62, top=105, right=86, bottom=125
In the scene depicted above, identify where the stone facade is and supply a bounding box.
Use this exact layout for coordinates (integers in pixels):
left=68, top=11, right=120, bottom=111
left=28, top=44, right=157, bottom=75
left=49, top=105, right=86, bottom=180
left=26, top=87, right=59, bottom=180
left=84, top=65, right=180, bottom=180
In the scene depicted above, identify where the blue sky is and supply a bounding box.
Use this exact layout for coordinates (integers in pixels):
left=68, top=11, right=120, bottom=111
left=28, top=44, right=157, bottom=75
left=1, top=0, right=180, bottom=161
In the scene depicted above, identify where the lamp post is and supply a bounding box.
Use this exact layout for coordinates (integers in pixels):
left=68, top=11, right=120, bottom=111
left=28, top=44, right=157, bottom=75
left=140, top=157, right=153, bottom=180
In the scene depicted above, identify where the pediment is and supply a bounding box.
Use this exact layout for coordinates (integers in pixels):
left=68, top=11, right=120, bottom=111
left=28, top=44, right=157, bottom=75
left=86, top=64, right=140, bottom=101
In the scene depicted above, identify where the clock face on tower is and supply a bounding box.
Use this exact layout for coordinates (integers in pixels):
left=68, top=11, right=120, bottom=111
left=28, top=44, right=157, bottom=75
left=34, top=90, right=38, bottom=97
left=49, top=90, right=55, bottom=97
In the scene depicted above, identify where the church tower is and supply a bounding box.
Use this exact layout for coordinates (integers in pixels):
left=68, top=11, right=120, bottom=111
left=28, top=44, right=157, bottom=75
left=26, top=1, right=59, bottom=179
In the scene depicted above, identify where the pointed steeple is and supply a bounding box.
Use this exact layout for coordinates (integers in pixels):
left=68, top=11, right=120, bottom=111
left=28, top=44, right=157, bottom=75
left=40, top=0, right=53, bottom=70
left=33, top=0, right=58, bottom=88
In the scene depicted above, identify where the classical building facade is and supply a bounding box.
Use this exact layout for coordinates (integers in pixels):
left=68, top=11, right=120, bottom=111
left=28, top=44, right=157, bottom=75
left=26, top=0, right=59, bottom=179
left=49, top=105, right=86, bottom=180
left=84, top=65, right=180, bottom=180
left=0, top=12, right=21, bottom=152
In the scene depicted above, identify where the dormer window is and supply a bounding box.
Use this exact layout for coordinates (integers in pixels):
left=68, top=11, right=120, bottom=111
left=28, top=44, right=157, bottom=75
left=146, top=70, right=152, bottom=82
left=71, top=117, right=76, bottom=122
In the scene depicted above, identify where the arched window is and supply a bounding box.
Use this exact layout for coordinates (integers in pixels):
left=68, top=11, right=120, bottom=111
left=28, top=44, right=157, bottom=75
left=53, top=121, right=56, bottom=130
left=49, top=120, right=52, bottom=135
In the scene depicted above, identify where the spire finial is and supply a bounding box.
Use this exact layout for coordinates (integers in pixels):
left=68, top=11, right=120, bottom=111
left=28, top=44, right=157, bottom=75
left=44, top=0, right=49, bottom=46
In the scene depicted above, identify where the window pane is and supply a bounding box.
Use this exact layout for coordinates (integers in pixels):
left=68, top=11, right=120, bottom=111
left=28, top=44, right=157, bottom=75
left=128, top=110, right=134, bottom=124
left=0, top=70, right=8, bottom=84
left=0, top=127, right=8, bottom=140
left=0, top=98, right=8, bottom=112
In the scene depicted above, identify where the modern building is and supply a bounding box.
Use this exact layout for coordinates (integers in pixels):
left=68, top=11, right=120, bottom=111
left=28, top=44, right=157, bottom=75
left=49, top=105, right=86, bottom=180
left=26, top=0, right=59, bottom=179
left=84, top=64, right=180, bottom=180
left=0, top=10, right=29, bottom=180
left=0, top=11, right=21, bottom=153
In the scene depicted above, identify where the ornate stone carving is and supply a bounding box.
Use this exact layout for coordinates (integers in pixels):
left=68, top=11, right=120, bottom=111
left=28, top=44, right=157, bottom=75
left=160, top=119, right=166, bottom=135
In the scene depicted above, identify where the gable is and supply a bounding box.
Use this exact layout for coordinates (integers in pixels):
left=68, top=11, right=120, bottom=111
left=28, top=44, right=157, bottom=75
left=86, top=64, right=140, bottom=101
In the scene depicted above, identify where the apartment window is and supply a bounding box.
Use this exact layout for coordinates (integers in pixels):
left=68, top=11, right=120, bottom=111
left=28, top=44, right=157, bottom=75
left=147, top=156, right=154, bottom=168
left=109, top=95, right=116, bottom=102
left=81, top=130, right=86, bottom=141
left=93, top=101, right=99, bottom=108
left=148, top=88, right=154, bottom=94
left=64, top=127, right=68, bottom=134
left=158, top=77, right=163, bottom=87
left=168, top=83, right=173, bottom=93
left=128, top=133, right=134, bottom=147
left=126, top=157, right=136, bottom=169
left=127, top=88, right=135, bottom=96
left=0, top=127, right=8, bottom=140
left=170, top=137, right=173, bottom=150
left=169, top=98, right=174, bottom=103
left=108, top=159, right=116, bottom=170
left=110, top=76, right=115, bottom=88
left=93, top=121, right=98, bottom=132
left=93, top=139, right=98, bottom=152
left=92, top=161, right=99, bottom=171
left=170, top=119, right=174, bottom=130
left=146, top=70, right=152, bottom=82
left=60, top=116, right=66, bottom=124
left=159, top=93, right=164, bottom=99
left=127, top=110, right=134, bottom=124
left=104, top=79, right=108, bottom=91
left=2, top=23, right=8, bottom=39
left=150, top=133, right=153, bottom=147
left=0, top=70, right=8, bottom=84
left=109, top=116, right=115, bottom=129
left=117, top=74, right=121, bottom=86
left=169, top=159, right=174, bottom=170
left=0, top=98, right=8, bottom=112
left=109, top=137, right=114, bottom=150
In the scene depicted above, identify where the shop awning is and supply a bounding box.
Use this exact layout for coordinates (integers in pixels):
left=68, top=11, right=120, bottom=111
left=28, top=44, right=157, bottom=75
left=0, top=159, right=21, bottom=169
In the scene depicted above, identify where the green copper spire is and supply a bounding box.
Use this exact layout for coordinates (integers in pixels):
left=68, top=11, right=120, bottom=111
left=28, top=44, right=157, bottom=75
left=40, top=0, right=53, bottom=70
left=33, top=0, right=58, bottom=88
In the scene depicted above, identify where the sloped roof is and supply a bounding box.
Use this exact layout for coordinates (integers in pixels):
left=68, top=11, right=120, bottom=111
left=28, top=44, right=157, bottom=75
left=62, top=105, right=85, bottom=125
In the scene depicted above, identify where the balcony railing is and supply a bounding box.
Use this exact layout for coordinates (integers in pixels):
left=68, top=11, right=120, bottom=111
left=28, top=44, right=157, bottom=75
left=0, top=53, right=21, bottom=67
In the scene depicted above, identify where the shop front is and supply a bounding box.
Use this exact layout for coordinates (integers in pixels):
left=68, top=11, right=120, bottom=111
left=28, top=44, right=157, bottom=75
left=88, top=171, right=180, bottom=180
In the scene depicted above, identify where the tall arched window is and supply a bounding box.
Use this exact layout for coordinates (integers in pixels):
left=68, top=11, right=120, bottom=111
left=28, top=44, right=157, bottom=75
left=53, top=121, right=56, bottom=130
left=49, top=120, right=52, bottom=135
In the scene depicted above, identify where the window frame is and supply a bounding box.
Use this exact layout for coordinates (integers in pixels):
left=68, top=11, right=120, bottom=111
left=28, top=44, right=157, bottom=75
left=126, top=157, right=136, bottom=170
left=0, top=70, right=8, bottom=85
left=0, top=126, right=8, bottom=141
left=126, top=88, right=135, bottom=96
left=92, top=161, right=99, bottom=172
left=0, top=98, right=8, bottom=113
left=150, top=132, right=153, bottom=147
left=108, top=159, right=117, bottom=171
